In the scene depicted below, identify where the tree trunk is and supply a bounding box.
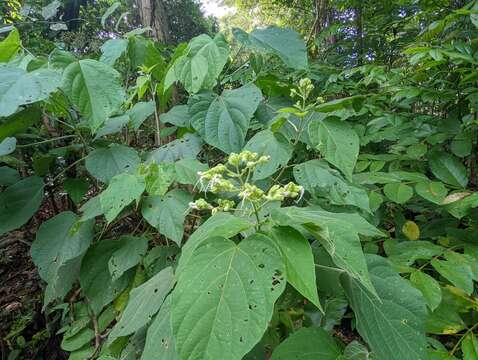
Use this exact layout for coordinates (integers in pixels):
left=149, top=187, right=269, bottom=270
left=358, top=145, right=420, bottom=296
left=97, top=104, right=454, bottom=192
left=135, top=0, right=171, bottom=44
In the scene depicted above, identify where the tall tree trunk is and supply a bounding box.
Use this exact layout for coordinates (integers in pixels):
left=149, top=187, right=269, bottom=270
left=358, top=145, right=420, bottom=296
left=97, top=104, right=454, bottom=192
left=135, top=0, right=171, bottom=44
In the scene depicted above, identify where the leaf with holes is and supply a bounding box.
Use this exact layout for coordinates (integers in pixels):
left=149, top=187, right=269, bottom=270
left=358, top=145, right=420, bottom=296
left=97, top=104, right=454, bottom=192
left=172, top=234, right=286, bottom=360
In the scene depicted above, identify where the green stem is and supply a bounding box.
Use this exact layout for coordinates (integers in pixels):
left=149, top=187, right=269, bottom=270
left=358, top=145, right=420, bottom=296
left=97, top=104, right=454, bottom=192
left=16, top=135, right=76, bottom=148
left=450, top=322, right=478, bottom=355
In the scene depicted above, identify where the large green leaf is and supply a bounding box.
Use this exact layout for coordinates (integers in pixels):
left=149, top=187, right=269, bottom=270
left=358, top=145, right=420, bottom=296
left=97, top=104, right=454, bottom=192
left=270, top=226, right=321, bottom=310
left=309, top=117, right=359, bottom=181
left=0, top=166, right=20, bottom=186
left=410, top=271, right=442, bottom=311
left=341, top=255, right=428, bottom=360
left=428, top=151, right=468, bottom=188
left=270, top=327, right=342, bottom=360
left=31, top=211, right=94, bottom=306
left=85, top=144, right=140, bottom=184
left=0, top=66, right=60, bottom=117
left=62, top=59, right=125, bottom=131
left=244, top=129, right=293, bottom=180
left=108, top=235, right=148, bottom=281
left=0, top=106, right=41, bottom=141
left=172, top=234, right=286, bottom=360
left=100, top=38, right=128, bottom=66
left=99, top=173, right=145, bottom=223
left=188, top=84, right=262, bottom=153
left=294, top=159, right=370, bottom=212
left=0, top=176, right=44, bottom=235
left=142, top=296, right=177, bottom=360
left=108, top=267, right=174, bottom=342
left=141, top=189, right=192, bottom=246
left=80, top=239, right=133, bottom=314
left=177, top=213, right=254, bottom=273
left=174, top=159, right=208, bottom=185
left=383, top=182, right=414, bottom=204
left=0, top=28, right=21, bottom=62
left=148, top=133, right=203, bottom=163
left=162, top=105, right=190, bottom=127
left=233, top=26, right=308, bottom=70
left=165, top=33, right=229, bottom=94
left=431, top=252, right=474, bottom=295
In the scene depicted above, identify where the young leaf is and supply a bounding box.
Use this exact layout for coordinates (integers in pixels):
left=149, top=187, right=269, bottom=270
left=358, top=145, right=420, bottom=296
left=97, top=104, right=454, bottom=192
left=108, top=267, right=174, bottom=342
left=270, top=226, right=321, bottom=310
left=341, top=255, right=428, bottom=360
left=172, top=234, right=286, bottom=360
left=99, top=173, right=145, bottom=223
left=62, top=59, right=125, bottom=131
left=244, top=130, right=293, bottom=180
left=141, top=189, right=192, bottom=246
left=308, top=117, right=359, bottom=181
left=31, top=212, right=94, bottom=305
left=85, top=144, right=140, bottom=184
left=189, top=84, right=262, bottom=153
left=0, top=176, right=44, bottom=236
left=270, top=327, right=342, bottom=360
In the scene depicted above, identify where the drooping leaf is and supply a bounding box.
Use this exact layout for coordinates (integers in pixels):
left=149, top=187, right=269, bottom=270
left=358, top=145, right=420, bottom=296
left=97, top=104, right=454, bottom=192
left=428, top=151, right=468, bottom=188
left=0, top=28, right=21, bottom=62
left=108, top=267, right=174, bottom=342
left=142, top=296, right=177, bottom=360
left=31, top=211, right=94, bottom=305
left=233, top=26, right=308, bottom=70
left=108, top=235, right=148, bottom=281
left=0, top=66, right=60, bottom=117
left=410, top=271, right=442, bottom=311
left=85, top=144, right=140, bottom=184
left=341, top=255, right=428, bottom=360
left=309, top=117, right=359, bottom=181
left=100, top=38, right=128, bottom=66
left=172, top=234, right=286, bottom=360
left=189, top=84, right=262, bottom=153
left=270, top=327, right=342, bottom=360
left=244, top=130, right=293, bottom=180
left=148, top=133, right=203, bottom=163
left=62, top=59, right=125, bottom=131
left=0, top=176, right=44, bottom=235
left=80, top=239, right=133, bottom=314
left=294, top=159, right=370, bottom=212
left=99, top=173, right=145, bottom=223
left=141, top=189, right=192, bottom=246
left=270, top=226, right=321, bottom=310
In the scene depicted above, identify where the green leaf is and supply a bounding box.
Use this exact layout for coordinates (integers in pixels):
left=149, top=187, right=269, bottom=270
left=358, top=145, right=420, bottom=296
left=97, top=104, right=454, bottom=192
left=0, top=176, right=44, bottom=236
left=0, top=28, right=21, bottom=62
left=41, top=0, right=61, bottom=19
left=128, top=101, right=155, bottom=130
left=0, top=67, right=61, bottom=117
left=353, top=171, right=429, bottom=185
left=139, top=162, right=175, bottom=196
left=63, top=178, right=89, bottom=204
left=0, top=166, right=20, bottom=186
left=431, top=252, right=474, bottom=295
left=270, top=226, right=321, bottom=310
left=31, top=211, right=94, bottom=306
left=49, top=48, right=76, bottom=69
left=244, top=130, right=293, bottom=180
left=165, top=33, right=229, bottom=93
left=384, top=240, right=444, bottom=266
left=162, top=105, right=190, bottom=127
left=233, top=26, right=308, bottom=70
left=315, top=96, right=365, bottom=113
left=172, top=234, right=286, bottom=360
left=85, top=144, right=140, bottom=184
left=80, top=239, right=133, bottom=314
left=294, top=159, right=370, bottom=212
left=61, top=327, right=95, bottom=352
left=445, top=193, right=478, bottom=219
left=343, top=341, right=376, bottom=360
left=462, top=333, right=478, bottom=360
left=148, top=133, right=203, bottom=163
left=174, top=159, right=208, bottom=185
left=177, top=213, right=254, bottom=273
left=342, top=255, right=428, bottom=360
left=429, top=151, right=468, bottom=188
left=270, top=327, right=342, bottom=360
left=189, top=84, right=262, bottom=153
left=415, top=181, right=447, bottom=204
left=142, top=295, right=177, bottom=360
left=100, top=173, right=145, bottom=223
left=0, top=137, right=16, bottom=156
left=108, top=235, right=148, bottom=281
left=101, top=1, right=120, bottom=27
left=450, top=132, right=473, bottom=158
left=309, top=117, right=359, bottom=181
left=410, top=271, right=442, bottom=311
left=108, top=267, right=174, bottom=342
left=0, top=107, right=41, bottom=141
left=62, top=59, right=125, bottom=131
left=383, top=182, right=414, bottom=204
left=100, top=38, right=128, bottom=66
left=141, top=189, right=192, bottom=246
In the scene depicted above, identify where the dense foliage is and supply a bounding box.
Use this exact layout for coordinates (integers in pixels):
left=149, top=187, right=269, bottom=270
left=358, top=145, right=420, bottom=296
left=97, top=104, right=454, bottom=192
left=1, top=0, right=478, bottom=359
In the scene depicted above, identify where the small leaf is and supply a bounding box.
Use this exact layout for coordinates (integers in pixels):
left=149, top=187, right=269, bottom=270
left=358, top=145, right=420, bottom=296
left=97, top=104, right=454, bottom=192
left=415, top=181, right=447, bottom=204
left=63, top=178, right=89, bottom=204
left=383, top=182, right=413, bottom=204
left=0, top=137, right=16, bottom=156
left=0, top=28, right=21, bottom=62
left=0, top=166, right=20, bottom=186
left=402, top=220, right=420, bottom=241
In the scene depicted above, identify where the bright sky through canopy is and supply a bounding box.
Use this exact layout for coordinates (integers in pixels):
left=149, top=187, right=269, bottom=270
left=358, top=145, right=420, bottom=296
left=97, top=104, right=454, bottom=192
left=200, top=0, right=234, bottom=17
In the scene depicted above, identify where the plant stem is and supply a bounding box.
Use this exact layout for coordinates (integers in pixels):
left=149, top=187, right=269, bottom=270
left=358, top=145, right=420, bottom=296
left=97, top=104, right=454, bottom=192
left=16, top=135, right=76, bottom=148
